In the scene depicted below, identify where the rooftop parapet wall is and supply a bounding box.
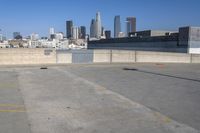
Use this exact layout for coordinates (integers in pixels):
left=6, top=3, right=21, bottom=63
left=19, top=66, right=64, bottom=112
left=0, top=49, right=199, bottom=65
left=0, top=48, right=56, bottom=65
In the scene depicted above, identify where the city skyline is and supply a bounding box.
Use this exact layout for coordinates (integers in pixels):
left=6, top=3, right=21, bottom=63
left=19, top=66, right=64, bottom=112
left=0, top=0, right=200, bottom=38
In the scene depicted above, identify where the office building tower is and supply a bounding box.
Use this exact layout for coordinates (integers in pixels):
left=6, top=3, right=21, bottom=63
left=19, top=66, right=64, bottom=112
left=90, top=12, right=102, bottom=39
left=114, top=15, right=121, bottom=38
left=90, top=19, right=96, bottom=38
left=80, top=26, right=86, bottom=39
left=101, top=27, right=105, bottom=37
left=126, top=17, right=136, bottom=36
left=49, top=28, right=55, bottom=40
left=95, top=12, right=102, bottom=39
left=66, top=20, right=73, bottom=38
left=72, top=27, right=79, bottom=40
left=13, top=32, right=21, bottom=39
left=49, top=28, right=55, bottom=35
left=105, top=30, right=111, bottom=39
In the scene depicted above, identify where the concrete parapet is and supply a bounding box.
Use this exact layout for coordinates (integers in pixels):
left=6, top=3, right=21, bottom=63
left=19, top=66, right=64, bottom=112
left=0, top=49, right=199, bottom=65
left=111, top=50, right=136, bottom=63
left=56, top=52, right=72, bottom=64
left=72, top=50, right=93, bottom=64
left=0, top=48, right=56, bottom=65
left=136, top=51, right=191, bottom=63
left=93, top=50, right=111, bottom=63
left=191, top=54, right=200, bottom=63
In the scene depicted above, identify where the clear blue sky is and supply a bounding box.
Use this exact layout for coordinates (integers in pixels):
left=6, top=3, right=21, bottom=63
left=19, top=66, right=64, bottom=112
left=0, top=0, right=199, bottom=38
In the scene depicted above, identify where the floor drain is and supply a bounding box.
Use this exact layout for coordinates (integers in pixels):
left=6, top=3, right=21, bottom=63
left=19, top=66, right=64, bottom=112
left=40, top=67, right=48, bottom=69
left=123, top=68, right=138, bottom=71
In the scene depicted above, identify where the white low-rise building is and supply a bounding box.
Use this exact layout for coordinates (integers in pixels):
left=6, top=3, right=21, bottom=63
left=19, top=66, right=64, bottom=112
left=28, top=40, right=41, bottom=48
left=28, top=38, right=69, bottom=49
left=0, top=41, right=9, bottom=48
left=56, top=40, right=69, bottom=50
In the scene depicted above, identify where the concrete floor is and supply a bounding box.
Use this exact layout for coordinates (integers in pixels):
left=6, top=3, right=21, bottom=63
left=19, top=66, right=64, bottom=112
left=0, top=63, right=200, bottom=133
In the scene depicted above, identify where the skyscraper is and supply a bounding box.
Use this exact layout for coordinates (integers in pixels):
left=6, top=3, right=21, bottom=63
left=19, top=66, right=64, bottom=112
left=101, top=27, right=105, bottom=37
left=72, top=26, right=79, bottom=40
left=126, top=17, right=136, bottom=36
left=90, top=12, right=102, bottom=39
left=49, top=28, right=55, bottom=35
left=114, top=15, right=121, bottom=38
left=49, top=28, right=55, bottom=40
left=90, top=19, right=96, bottom=38
left=80, top=26, right=86, bottom=39
left=66, top=20, right=73, bottom=39
left=96, top=12, right=102, bottom=39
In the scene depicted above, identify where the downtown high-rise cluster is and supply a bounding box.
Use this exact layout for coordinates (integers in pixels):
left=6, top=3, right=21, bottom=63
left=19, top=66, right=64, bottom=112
left=65, top=11, right=136, bottom=40
left=114, top=16, right=136, bottom=38
left=66, top=20, right=86, bottom=40
left=0, top=11, right=136, bottom=49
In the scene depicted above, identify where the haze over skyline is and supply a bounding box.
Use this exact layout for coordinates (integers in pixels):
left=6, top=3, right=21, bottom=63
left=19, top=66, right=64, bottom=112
left=0, top=0, right=200, bottom=38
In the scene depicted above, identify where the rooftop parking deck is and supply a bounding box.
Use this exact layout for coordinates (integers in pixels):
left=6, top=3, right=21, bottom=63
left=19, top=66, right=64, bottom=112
left=0, top=63, right=200, bottom=133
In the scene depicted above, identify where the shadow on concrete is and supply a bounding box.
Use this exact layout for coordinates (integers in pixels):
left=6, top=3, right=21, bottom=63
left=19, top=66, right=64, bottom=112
left=123, top=68, right=200, bottom=83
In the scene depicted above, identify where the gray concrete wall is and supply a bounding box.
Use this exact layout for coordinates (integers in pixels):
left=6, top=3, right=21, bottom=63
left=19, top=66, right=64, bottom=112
left=72, top=50, right=93, bottom=64
left=56, top=50, right=72, bottom=64
left=0, top=49, right=56, bottom=65
left=0, top=49, right=199, bottom=65
left=191, top=54, right=200, bottom=63
left=93, top=50, right=111, bottom=63
left=111, top=50, right=136, bottom=63
left=136, top=51, right=191, bottom=63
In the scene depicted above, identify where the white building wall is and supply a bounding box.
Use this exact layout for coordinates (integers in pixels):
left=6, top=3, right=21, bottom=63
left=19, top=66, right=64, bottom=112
left=188, top=27, right=200, bottom=54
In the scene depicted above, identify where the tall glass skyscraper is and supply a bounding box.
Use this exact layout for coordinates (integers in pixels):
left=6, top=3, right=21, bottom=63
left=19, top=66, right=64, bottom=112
left=72, top=26, right=79, bottom=40
left=66, top=20, right=73, bottom=39
left=114, top=15, right=121, bottom=38
left=90, top=19, right=96, bottom=38
left=90, top=12, right=102, bottom=39
left=80, top=26, right=86, bottom=39
left=96, top=12, right=102, bottom=39
left=126, top=17, right=136, bottom=36
left=49, top=28, right=55, bottom=35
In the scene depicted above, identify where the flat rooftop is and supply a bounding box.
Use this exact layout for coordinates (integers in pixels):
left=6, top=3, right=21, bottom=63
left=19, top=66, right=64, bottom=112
left=0, top=63, right=200, bottom=133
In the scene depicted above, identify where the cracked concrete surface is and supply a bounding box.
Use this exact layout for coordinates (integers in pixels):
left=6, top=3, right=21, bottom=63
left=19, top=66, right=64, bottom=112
left=0, top=64, right=200, bottom=133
